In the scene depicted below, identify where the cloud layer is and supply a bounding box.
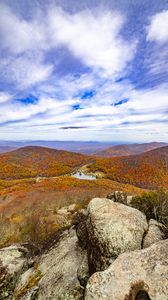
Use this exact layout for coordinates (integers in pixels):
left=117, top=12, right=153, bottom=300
left=147, top=10, right=168, bottom=43
left=0, top=1, right=168, bottom=142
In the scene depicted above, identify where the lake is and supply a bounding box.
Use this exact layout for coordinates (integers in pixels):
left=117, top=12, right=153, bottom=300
left=72, top=171, right=96, bottom=180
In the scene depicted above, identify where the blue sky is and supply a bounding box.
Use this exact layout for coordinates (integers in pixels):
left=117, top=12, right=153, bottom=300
left=0, top=0, right=168, bottom=142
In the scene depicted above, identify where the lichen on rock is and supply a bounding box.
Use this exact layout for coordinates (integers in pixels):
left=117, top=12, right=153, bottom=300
left=86, top=198, right=148, bottom=273
left=85, top=239, right=168, bottom=300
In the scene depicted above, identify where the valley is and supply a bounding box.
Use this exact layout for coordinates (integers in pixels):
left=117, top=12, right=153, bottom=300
left=0, top=144, right=148, bottom=249
left=0, top=143, right=167, bottom=249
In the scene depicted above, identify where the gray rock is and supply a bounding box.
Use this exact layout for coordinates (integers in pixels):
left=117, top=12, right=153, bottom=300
left=0, top=229, right=85, bottom=300
left=37, top=228, right=85, bottom=300
left=77, top=253, right=89, bottom=287
left=143, top=219, right=164, bottom=248
left=1, top=194, right=166, bottom=300
left=85, top=239, right=168, bottom=300
left=0, top=245, right=32, bottom=300
left=13, top=267, right=40, bottom=300
left=16, top=286, right=39, bottom=300
left=86, top=198, right=148, bottom=273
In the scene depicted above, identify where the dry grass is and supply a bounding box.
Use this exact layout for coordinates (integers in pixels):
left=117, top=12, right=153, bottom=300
left=0, top=176, right=145, bottom=248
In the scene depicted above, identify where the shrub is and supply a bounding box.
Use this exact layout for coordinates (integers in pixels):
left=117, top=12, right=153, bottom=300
left=131, top=190, right=168, bottom=232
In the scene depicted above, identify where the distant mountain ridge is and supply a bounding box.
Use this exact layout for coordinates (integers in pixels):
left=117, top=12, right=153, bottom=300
left=0, top=146, right=17, bottom=153
left=95, top=142, right=168, bottom=157
left=0, top=141, right=117, bottom=154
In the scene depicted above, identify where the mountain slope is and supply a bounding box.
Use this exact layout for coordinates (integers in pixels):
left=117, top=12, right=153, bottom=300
left=0, top=146, right=91, bottom=179
left=95, top=142, right=168, bottom=157
left=89, top=146, right=168, bottom=189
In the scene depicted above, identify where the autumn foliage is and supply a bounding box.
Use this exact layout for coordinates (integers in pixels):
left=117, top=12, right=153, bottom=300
left=0, top=176, right=144, bottom=248
left=95, top=142, right=167, bottom=157
left=0, top=145, right=167, bottom=248
left=90, top=146, right=168, bottom=189
left=0, top=146, right=92, bottom=179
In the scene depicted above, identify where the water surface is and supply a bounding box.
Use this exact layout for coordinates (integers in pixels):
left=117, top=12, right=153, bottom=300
left=72, top=171, right=96, bottom=180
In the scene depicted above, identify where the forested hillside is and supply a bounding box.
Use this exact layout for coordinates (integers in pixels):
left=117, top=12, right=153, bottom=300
left=95, top=142, right=167, bottom=157
left=90, top=146, right=168, bottom=189
left=0, top=146, right=91, bottom=179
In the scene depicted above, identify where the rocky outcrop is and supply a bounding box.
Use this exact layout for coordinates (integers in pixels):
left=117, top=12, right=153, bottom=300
left=0, top=229, right=85, bottom=300
left=143, top=219, right=164, bottom=248
left=37, top=228, right=85, bottom=300
left=85, top=239, right=168, bottom=300
left=86, top=198, right=148, bottom=272
left=0, top=245, right=37, bottom=300
left=0, top=194, right=167, bottom=300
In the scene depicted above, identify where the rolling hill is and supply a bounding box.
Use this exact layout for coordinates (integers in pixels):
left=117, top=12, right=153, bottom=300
left=89, top=146, right=168, bottom=189
left=0, top=146, right=92, bottom=180
left=95, top=142, right=168, bottom=157
left=1, top=144, right=168, bottom=189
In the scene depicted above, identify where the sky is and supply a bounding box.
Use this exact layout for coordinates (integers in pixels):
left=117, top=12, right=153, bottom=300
left=0, top=0, right=168, bottom=142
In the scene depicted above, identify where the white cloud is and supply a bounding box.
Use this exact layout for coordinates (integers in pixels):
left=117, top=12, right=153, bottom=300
left=127, top=84, right=168, bottom=113
left=147, top=10, right=168, bottom=43
left=11, top=56, right=53, bottom=89
left=146, top=46, right=168, bottom=77
left=145, top=11, right=168, bottom=78
left=0, top=95, right=78, bottom=124
left=49, top=8, right=136, bottom=76
left=0, top=53, right=53, bottom=89
left=0, top=4, right=47, bottom=54
left=0, top=92, right=12, bottom=103
left=0, top=4, right=136, bottom=80
left=2, top=78, right=167, bottom=136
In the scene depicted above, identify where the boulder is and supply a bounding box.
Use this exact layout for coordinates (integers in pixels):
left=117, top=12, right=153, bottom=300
left=0, top=229, right=85, bottom=300
left=85, top=239, right=168, bottom=300
left=143, top=219, right=164, bottom=248
left=37, top=228, right=85, bottom=300
left=86, top=198, right=148, bottom=273
left=0, top=245, right=33, bottom=300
